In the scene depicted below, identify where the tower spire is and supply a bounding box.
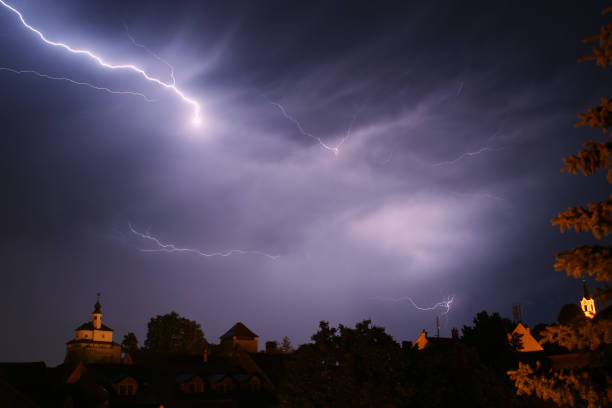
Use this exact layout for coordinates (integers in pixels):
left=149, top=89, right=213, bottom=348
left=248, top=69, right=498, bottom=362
left=583, top=280, right=591, bottom=299
left=92, top=293, right=102, bottom=329
left=93, top=292, right=102, bottom=314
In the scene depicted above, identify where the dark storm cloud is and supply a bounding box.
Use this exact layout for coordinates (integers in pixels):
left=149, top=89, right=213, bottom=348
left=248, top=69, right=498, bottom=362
left=1, top=0, right=610, bottom=363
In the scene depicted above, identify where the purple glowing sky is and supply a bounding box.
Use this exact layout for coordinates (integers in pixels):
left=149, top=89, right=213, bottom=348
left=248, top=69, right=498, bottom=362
left=0, top=0, right=609, bottom=364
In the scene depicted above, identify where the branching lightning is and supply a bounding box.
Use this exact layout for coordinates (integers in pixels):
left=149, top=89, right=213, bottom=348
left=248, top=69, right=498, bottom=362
left=268, top=101, right=356, bottom=156
left=371, top=295, right=455, bottom=315
left=432, top=146, right=503, bottom=167
left=0, top=67, right=155, bottom=102
left=123, top=23, right=175, bottom=86
left=0, top=0, right=201, bottom=124
left=129, top=224, right=280, bottom=260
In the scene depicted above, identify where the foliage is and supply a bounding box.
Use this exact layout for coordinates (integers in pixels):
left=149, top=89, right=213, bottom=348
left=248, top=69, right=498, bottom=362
left=407, top=339, right=544, bottom=408
left=557, top=303, right=586, bottom=325
left=279, top=320, right=412, bottom=408
left=144, top=311, right=207, bottom=355
left=121, top=332, right=139, bottom=354
left=279, top=336, right=294, bottom=353
left=552, top=199, right=612, bottom=239
left=554, top=245, right=612, bottom=283
left=539, top=320, right=612, bottom=352
left=551, top=8, right=612, bottom=304
left=278, top=315, right=544, bottom=408
left=507, top=12, right=612, bottom=407
left=461, top=310, right=521, bottom=374
left=508, top=361, right=612, bottom=408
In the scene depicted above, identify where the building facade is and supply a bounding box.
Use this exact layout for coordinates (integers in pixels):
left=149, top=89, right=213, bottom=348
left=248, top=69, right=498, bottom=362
left=64, top=295, right=121, bottom=364
left=580, top=281, right=597, bottom=319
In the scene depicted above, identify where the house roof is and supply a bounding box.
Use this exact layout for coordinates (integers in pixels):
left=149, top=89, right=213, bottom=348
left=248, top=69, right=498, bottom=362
left=207, top=374, right=229, bottom=383
left=175, top=373, right=201, bottom=383
left=233, top=374, right=256, bottom=383
left=75, top=322, right=114, bottom=332
left=220, top=322, right=258, bottom=340
left=511, top=322, right=544, bottom=352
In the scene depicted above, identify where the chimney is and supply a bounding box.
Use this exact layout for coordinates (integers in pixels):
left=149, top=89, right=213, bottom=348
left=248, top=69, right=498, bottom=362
left=203, top=348, right=208, bottom=363
left=451, top=327, right=459, bottom=340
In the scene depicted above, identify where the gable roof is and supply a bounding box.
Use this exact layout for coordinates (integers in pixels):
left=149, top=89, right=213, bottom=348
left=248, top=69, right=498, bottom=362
left=220, top=322, right=258, bottom=340
left=76, top=322, right=114, bottom=332
left=511, top=322, right=544, bottom=352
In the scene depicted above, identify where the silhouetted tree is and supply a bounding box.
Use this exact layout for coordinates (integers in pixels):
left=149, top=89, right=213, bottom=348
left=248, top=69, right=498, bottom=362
left=407, top=338, right=545, bottom=408
left=556, top=303, right=585, bottom=325
left=144, top=311, right=207, bottom=355
left=279, top=315, right=546, bottom=408
left=279, top=320, right=412, bottom=407
left=461, top=310, right=521, bottom=375
left=279, top=336, right=293, bottom=353
left=121, top=332, right=139, bottom=354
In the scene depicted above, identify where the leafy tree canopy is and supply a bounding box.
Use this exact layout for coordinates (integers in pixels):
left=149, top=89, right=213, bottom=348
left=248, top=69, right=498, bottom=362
left=508, top=11, right=612, bottom=407
left=279, top=336, right=293, bottom=353
left=462, top=310, right=521, bottom=374
left=279, top=320, right=411, bottom=408
left=144, top=311, right=207, bottom=355
left=551, top=8, right=612, bottom=304
left=121, top=332, right=139, bottom=354
left=556, top=303, right=585, bottom=325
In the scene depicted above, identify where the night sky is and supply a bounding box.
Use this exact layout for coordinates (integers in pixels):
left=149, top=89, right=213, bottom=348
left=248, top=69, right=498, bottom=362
left=1, top=0, right=610, bottom=365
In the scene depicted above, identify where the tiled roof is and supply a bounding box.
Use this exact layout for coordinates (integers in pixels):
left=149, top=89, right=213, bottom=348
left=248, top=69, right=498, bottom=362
left=75, top=322, right=114, bottom=332
left=220, top=322, right=258, bottom=340
left=207, top=374, right=228, bottom=383
left=233, top=374, right=254, bottom=383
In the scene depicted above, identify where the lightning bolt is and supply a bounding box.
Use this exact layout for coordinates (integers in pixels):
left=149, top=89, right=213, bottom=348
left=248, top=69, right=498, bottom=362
left=0, top=0, right=201, bottom=124
left=371, top=295, right=455, bottom=315
left=432, top=146, right=503, bottom=166
left=0, top=67, right=155, bottom=102
left=268, top=101, right=353, bottom=156
left=123, top=23, right=176, bottom=86
left=129, top=224, right=280, bottom=260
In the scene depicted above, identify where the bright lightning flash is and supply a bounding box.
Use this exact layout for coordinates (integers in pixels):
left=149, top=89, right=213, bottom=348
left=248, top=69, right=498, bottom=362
left=372, top=295, right=455, bottom=315
left=0, top=67, right=155, bottom=102
left=0, top=0, right=201, bottom=124
left=123, top=23, right=176, bottom=86
left=129, top=224, right=280, bottom=260
left=269, top=101, right=355, bottom=156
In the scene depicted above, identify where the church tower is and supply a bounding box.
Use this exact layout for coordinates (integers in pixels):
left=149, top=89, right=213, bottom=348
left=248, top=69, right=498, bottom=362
left=580, top=281, right=597, bottom=319
left=64, top=294, right=121, bottom=364
left=92, top=294, right=102, bottom=329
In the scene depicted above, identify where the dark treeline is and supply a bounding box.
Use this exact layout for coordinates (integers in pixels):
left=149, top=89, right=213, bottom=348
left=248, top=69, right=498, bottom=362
left=276, top=312, right=554, bottom=408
